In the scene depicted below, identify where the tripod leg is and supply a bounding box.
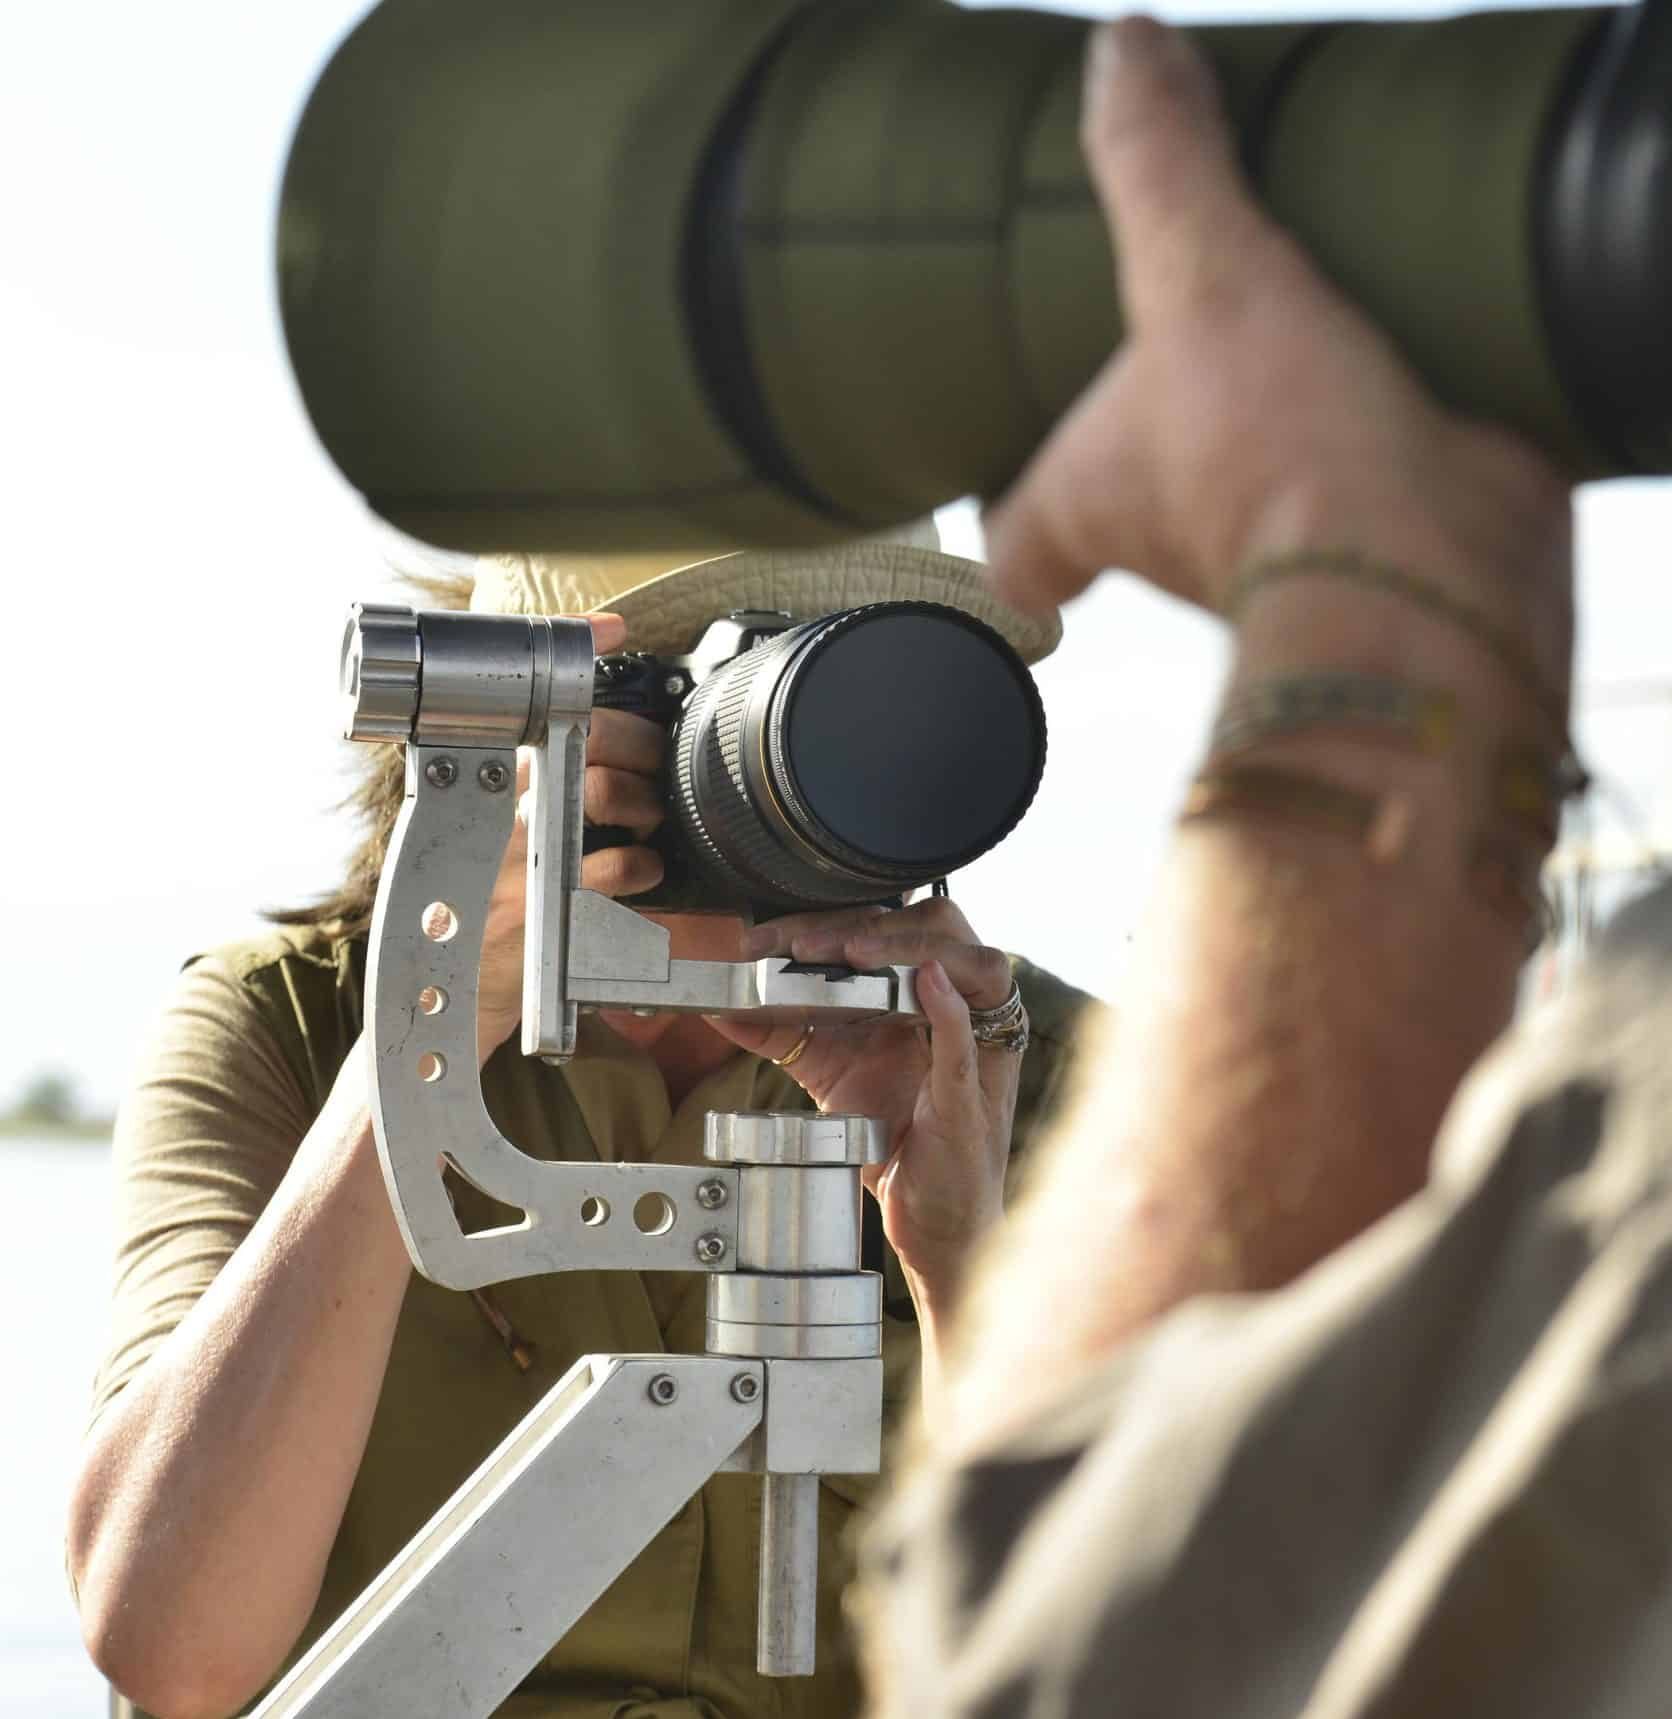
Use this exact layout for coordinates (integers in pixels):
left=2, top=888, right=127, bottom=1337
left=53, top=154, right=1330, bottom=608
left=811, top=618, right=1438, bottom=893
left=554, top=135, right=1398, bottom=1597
left=252, top=1354, right=762, bottom=1719
left=757, top=1473, right=820, bottom=1676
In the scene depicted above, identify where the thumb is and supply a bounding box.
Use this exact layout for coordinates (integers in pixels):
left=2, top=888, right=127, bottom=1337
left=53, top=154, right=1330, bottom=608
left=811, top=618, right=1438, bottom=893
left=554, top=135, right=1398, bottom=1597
left=1082, top=18, right=1267, bottom=330
left=983, top=363, right=1155, bottom=614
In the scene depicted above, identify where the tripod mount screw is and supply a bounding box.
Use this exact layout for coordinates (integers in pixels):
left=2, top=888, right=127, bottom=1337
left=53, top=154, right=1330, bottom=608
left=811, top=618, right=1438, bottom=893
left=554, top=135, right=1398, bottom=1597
left=696, top=1179, right=728, bottom=1211
left=477, top=760, right=510, bottom=792
left=647, top=1373, right=679, bottom=1406
left=730, top=1373, right=760, bottom=1404
left=424, top=756, right=458, bottom=788
left=695, top=1232, right=728, bottom=1265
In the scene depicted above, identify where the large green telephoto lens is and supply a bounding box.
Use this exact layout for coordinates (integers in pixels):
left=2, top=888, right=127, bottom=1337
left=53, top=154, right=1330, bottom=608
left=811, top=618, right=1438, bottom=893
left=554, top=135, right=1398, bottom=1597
left=278, top=0, right=1670, bottom=554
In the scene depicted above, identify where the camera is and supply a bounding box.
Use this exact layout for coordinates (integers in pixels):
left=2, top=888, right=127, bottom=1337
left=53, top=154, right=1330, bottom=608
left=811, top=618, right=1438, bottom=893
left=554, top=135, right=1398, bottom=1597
left=587, top=601, right=1047, bottom=917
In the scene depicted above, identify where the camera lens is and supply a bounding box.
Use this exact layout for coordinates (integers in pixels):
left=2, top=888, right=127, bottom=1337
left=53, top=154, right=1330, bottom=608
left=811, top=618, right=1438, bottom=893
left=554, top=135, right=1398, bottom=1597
left=666, top=602, right=1046, bottom=912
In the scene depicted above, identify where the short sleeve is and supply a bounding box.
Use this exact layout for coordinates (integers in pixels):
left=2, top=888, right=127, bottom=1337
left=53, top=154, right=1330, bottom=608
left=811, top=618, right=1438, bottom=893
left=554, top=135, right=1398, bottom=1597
left=88, top=954, right=315, bottom=1425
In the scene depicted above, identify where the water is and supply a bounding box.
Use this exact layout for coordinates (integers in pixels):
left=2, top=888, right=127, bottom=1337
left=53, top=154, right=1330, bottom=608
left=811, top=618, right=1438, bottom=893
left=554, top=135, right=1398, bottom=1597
left=2, top=1138, right=114, bottom=1717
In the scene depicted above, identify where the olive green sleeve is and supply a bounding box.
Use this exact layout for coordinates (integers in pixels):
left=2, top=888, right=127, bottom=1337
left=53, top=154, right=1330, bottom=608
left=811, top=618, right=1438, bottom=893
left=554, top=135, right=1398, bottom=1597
left=1008, top=954, right=1108, bottom=1194
left=88, top=955, right=316, bottom=1427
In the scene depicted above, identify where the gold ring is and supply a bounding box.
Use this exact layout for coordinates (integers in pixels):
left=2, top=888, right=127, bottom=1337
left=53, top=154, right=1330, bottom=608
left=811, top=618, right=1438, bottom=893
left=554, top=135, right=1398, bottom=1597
left=772, top=1025, right=815, bottom=1069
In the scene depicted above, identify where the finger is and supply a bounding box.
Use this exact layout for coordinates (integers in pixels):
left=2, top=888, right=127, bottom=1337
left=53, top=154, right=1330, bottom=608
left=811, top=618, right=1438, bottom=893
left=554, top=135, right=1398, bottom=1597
left=588, top=612, right=627, bottom=653
left=1082, top=18, right=1266, bottom=329
left=580, top=844, right=663, bottom=898
left=919, top=961, right=980, bottom=1122
left=703, top=1014, right=775, bottom=1056
left=843, top=931, right=1012, bottom=1011
left=583, top=765, right=663, bottom=837
left=740, top=904, right=892, bottom=959
left=704, top=1015, right=823, bottom=1074
left=983, top=374, right=1160, bottom=614
left=587, top=707, right=665, bottom=776
left=751, top=896, right=975, bottom=961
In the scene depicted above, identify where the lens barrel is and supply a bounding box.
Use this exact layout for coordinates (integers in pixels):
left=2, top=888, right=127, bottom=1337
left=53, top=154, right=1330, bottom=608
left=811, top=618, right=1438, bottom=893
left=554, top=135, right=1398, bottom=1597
left=661, top=603, right=1046, bottom=913
left=278, top=0, right=1670, bottom=552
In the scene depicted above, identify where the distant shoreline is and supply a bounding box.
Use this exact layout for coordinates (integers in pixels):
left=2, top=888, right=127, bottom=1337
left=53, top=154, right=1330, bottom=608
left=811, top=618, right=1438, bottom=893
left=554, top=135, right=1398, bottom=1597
left=0, top=1117, right=113, bottom=1143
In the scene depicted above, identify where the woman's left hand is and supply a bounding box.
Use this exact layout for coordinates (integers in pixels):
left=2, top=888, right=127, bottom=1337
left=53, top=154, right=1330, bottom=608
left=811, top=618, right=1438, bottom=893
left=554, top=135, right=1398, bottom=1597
left=705, top=898, right=1021, bottom=1297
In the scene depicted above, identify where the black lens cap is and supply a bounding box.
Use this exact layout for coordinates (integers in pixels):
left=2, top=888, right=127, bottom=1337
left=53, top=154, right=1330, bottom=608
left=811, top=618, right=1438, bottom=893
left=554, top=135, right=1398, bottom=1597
left=777, top=604, right=1046, bottom=874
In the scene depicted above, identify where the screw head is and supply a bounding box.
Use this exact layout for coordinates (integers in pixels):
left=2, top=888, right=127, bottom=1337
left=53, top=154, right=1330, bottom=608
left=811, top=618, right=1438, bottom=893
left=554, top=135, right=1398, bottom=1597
left=696, top=1179, right=728, bottom=1211
left=648, top=1373, right=678, bottom=1406
left=478, top=760, right=510, bottom=793
left=663, top=673, right=687, bottom=698
left=730, top=1373, right=760, bottom=1404
left=424, top=757, right=458, bottom=788
left=695, top=1232, right=727, bottom=1265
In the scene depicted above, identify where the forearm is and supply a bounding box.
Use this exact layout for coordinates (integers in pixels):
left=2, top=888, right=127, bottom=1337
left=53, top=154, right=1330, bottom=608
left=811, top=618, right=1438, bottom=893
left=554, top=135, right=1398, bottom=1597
left=70, top=1039, right=411, bottom=1718
left=946, top=507, right=1564, bottom=1448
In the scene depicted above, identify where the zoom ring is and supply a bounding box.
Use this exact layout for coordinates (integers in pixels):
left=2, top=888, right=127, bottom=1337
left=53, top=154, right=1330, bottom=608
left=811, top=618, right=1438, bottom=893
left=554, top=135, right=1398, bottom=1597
left=667, top=667, right=808, bottom=909
left=701, top=648, right=892, bottom=908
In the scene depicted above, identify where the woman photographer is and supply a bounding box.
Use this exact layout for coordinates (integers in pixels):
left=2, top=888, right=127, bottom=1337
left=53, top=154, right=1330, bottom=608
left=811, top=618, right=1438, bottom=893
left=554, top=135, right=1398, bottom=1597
left=66, top=533, right=1096, bottom=1719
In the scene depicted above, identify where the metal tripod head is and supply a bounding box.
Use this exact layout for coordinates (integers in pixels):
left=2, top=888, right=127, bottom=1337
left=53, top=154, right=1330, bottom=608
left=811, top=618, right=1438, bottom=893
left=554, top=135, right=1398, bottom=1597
left=249, top=604, right=915, bottom=1715
left=338, top=600, right=919, bottom=1290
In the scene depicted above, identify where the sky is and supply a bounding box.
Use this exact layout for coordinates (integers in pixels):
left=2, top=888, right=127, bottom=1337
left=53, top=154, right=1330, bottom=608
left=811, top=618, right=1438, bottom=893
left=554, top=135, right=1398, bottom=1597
left=1, top=0, right=1667, bottom=1116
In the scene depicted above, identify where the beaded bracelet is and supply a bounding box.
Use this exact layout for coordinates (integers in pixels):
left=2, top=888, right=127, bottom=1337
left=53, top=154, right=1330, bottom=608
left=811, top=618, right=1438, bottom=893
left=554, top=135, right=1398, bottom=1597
left=1207, top=671, right=1587, bottom=849
left=1221, top=548, right=1571, bottom=744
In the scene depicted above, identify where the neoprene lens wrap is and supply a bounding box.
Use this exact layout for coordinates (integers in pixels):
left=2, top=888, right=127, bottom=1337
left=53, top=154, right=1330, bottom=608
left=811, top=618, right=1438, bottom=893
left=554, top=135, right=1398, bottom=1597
left=278, top=0, right=1670, bottom=553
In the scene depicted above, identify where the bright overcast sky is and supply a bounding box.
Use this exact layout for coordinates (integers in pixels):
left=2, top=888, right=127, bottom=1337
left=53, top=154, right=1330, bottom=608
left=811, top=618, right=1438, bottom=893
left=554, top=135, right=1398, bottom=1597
left=1, top=0, right=1665, bottom=1111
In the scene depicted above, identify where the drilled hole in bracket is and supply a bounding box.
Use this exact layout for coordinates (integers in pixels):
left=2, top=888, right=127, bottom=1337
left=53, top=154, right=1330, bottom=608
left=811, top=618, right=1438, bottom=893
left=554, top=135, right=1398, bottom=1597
left=580, top=1196, right=611, bottom=1228
left=633, top=1193, right=676, bottom=1236
left=418, top=985, right=448, bottom=1016
left=418, top=1051, right=447, bottom=1083
left=422, top=902, right=459, bottom=943
left=440, top=1153, right=529, bottom=1238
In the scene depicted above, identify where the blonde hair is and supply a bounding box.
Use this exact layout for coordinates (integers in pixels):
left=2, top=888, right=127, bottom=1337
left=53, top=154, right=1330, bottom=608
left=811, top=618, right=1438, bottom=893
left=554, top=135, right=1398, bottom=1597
left=266, top=571, right=473, bottom=937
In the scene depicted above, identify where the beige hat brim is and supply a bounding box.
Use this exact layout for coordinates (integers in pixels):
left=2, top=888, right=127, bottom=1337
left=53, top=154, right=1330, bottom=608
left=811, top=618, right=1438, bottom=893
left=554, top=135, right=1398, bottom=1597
left=474, top=542, right=1060, bottom=665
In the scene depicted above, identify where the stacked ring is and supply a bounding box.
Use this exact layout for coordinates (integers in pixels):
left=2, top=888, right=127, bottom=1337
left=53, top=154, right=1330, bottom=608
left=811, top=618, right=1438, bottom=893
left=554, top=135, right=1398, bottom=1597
left=967, top=981, right=1029, bottom=1055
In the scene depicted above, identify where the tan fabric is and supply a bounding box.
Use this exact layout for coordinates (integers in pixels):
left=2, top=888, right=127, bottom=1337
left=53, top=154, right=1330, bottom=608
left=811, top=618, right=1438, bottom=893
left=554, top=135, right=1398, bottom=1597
left=93, top=925, right=1097, bottom=1718
left=864, top=879, right=1672, bottom=1719
left=472, top=539, right=1062, bottom=666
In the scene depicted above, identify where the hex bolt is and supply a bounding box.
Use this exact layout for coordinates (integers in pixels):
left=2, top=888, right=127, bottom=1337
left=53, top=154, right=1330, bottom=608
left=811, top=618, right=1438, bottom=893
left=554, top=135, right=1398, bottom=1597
left=477, top=760, right=510, bottom=793
left=696, top=1179, right=729, bottom=1211
left=730, top=1373, right=761, bottom=1405
left=647, top=1373, right=679, bottom=1406
left=424, top=757, right=458, bottom=788
left=695, top=1233, right=727, bottom=1265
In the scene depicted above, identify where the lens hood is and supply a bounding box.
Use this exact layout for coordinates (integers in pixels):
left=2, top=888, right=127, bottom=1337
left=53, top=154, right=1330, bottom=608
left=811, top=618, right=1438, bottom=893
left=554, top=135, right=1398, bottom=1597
left=1540, top=0, right=1672, bottom=471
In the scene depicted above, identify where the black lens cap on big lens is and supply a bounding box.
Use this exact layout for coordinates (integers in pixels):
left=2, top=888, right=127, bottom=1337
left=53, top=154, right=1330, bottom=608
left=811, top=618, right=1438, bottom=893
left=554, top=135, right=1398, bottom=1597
left=777, top=605, right=1046, bottom=875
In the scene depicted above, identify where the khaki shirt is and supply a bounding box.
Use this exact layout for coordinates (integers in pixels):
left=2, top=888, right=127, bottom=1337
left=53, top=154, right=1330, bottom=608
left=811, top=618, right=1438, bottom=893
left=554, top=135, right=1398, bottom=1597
left=865, top=881, right=1672, bottom=1719
left=92, top=925, right=1095, bottom=1718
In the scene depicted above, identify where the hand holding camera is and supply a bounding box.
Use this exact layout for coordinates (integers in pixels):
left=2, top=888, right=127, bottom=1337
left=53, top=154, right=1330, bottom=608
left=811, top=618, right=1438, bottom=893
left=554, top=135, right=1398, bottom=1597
left=713, top=896, right=1021, bottom=1299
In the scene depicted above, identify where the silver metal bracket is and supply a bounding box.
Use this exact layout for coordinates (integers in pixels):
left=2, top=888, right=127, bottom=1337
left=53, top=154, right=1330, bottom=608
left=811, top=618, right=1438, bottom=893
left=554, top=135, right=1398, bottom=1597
left=343, top=605, right=920, bottom=1289
left=324, top=604, right=909, bottom=1709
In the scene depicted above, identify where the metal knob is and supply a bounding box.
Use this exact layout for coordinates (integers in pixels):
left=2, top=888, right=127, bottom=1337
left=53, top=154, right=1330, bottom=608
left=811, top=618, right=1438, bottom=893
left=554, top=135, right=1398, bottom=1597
left=340, top=602, right=421, bottom=741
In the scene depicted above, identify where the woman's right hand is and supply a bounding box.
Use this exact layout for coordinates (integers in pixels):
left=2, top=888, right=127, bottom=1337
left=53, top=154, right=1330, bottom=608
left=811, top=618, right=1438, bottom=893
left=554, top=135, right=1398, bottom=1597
left=466, top=616, right=669, bottom=1059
